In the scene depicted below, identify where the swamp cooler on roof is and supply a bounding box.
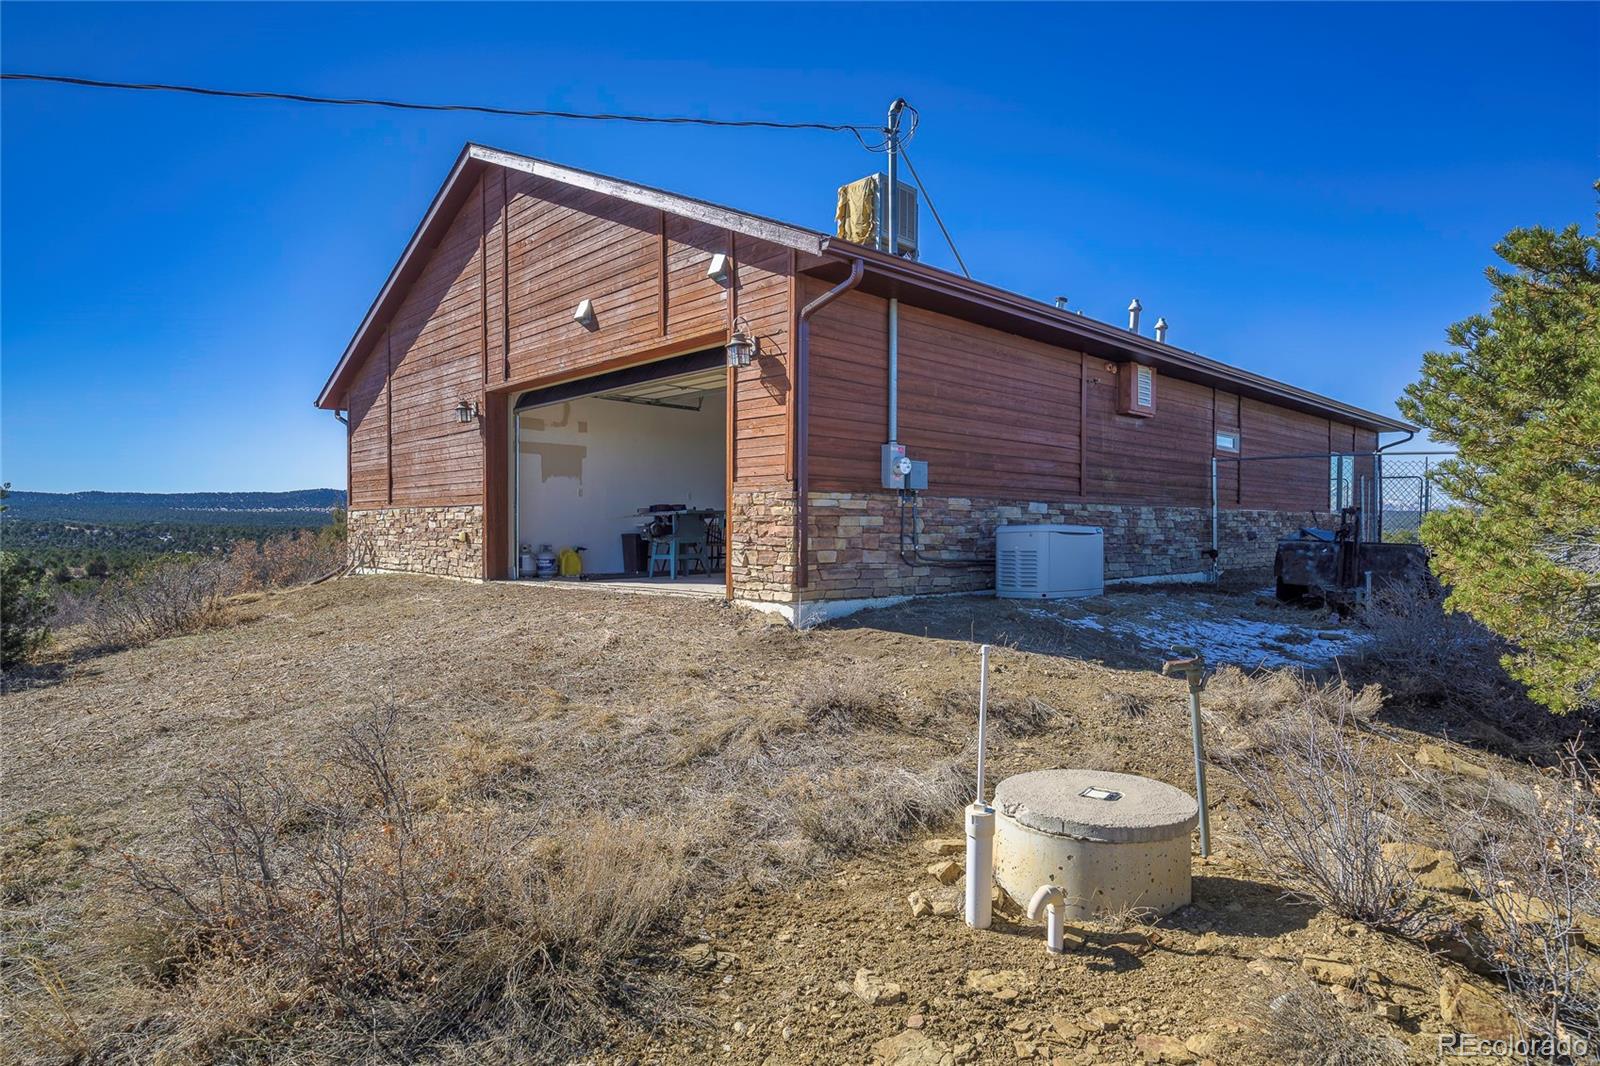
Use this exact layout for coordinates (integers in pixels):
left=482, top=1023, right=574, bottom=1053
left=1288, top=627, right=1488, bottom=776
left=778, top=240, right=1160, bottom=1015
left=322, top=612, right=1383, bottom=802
left=995, top=524, right=1104, bottom=599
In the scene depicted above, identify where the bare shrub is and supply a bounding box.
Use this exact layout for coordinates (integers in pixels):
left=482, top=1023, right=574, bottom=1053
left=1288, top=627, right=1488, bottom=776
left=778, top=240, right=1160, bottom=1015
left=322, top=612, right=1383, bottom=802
left=84, top=555, right=226, bottom=648
left=1467, top=744, right=1600, bottom=1052
left=1349, top=584, right=1533, bottom=722
left=795, top=669, right=901, bottom=733
left=109, top=704, right=690, bottom=1061
left=1220, top=688, right=1442, bottom=937
left=1252, top=981, right=1409, bottom=1066
left=222, top=531, right=345, bottom=593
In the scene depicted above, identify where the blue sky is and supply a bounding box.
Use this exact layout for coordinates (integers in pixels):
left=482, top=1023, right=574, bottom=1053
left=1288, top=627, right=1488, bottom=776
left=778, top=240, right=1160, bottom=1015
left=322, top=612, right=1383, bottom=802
left=2, top=2, right=1594, bottom=492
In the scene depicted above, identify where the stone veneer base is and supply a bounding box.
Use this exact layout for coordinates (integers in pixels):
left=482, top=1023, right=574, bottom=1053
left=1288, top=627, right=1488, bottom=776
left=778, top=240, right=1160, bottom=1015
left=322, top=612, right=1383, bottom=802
left=349, top=505, right=484, bottom=580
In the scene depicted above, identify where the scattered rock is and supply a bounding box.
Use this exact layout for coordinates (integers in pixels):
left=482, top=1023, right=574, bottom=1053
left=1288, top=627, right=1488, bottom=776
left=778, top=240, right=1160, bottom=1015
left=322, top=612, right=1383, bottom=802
left=931, top=899, right=958, bottom=918
left=1192, top=931, right=1226, bottom=955
left=871, top=1029, right=947, bottom=1066
left=1415, top=743, right=1491, bottom=782
left=965, top=969, right=1034, bottom=997
left=1439, top=971, right=1518, bottom=1041
left=1373, top=1002, right=1405, bottom=1022
left=679, top=943, right=715, bottom=970
left=1301, top=956, right=1360, bottom=988
left=1332, top=987, right=1367, bottom=1010
left=1380, top=842, right=1472, bottom=896
left=1014, top=1040, right=1037, bottom=1059
left=1050, top=1015, right=1085, bottom=1042
left=922, top=837, right=965, bottom=856
left=1081, top=1006, right=1122, bottom=1032
left=928, top=860, right=963, bottom=885
left=905, top=1013, right=925, bottom=1030
left=1134, top=1032, right=1196, bottom=1063
left=854, top=968, right=906, bottom=1006
left=1183, top=1032, right=1224, bottom=1058
left=907, top=891, right=934, bottom=919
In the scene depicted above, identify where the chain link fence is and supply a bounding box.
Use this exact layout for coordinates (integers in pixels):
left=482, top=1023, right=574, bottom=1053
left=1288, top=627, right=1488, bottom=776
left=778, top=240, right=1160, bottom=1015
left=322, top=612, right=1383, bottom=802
left=1212, top=450, right=1455, bottom=548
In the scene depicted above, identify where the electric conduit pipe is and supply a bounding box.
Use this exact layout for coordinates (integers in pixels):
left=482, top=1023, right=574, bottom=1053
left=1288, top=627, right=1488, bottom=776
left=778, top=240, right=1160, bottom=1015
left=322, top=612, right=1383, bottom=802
left=793, top=257, right=864, bottom=592
left=965, top=643, right=995, bottom=930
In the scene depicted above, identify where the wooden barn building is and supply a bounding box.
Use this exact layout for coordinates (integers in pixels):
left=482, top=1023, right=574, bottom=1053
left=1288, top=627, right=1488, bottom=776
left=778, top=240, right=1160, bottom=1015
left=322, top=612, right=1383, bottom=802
left=315, top=144, right=1409, bottom=623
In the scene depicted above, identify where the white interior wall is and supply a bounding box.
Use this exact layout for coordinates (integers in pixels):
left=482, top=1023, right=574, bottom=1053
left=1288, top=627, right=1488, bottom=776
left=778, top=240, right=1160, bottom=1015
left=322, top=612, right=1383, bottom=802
left=515, top=392, right=725, bottom=575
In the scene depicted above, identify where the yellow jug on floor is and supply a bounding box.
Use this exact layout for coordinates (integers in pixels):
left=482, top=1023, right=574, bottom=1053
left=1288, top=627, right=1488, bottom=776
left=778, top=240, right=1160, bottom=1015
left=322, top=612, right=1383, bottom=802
left=558, top=548, right=582, bottom=577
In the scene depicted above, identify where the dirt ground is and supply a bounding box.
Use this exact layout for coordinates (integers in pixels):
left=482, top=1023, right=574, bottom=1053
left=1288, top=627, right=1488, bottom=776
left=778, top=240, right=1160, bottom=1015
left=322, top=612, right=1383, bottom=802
left=0, top=575, right=1561, bottom=1064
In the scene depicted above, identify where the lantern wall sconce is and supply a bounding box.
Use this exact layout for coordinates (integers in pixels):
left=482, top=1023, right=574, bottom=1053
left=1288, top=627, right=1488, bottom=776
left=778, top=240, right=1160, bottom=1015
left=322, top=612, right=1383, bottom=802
left=706, top=253, right=730, bottom=283
left=573, top=298, right=595, bottom=327
left=726, top=315, right=757, bottom=368
left=454, top=399, right=480, bottom=424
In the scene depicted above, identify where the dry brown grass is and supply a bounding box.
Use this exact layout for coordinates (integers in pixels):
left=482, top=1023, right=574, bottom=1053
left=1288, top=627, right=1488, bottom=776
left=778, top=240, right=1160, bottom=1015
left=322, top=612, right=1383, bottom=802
left=77, top=704, right=692, bottom=1064
left=3, top=574, right=1570, bottom=1064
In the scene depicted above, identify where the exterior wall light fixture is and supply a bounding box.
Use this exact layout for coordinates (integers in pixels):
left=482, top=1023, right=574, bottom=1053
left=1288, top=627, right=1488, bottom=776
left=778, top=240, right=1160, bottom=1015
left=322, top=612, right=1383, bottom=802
left=455, top=399, right=480, bottom=424
left=726, top=315, right=756, bottom=368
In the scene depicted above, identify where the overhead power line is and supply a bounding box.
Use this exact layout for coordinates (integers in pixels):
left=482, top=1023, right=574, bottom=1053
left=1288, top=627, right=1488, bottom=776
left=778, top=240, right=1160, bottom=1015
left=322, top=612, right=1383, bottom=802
left=0, top=72, right=889, bottom=149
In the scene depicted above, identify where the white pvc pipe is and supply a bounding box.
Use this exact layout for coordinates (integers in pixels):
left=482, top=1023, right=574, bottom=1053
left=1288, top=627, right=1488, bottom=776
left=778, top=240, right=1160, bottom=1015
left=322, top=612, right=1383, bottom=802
left=965, top=643, right=995, bottom=930
left=965, top=802, right=995, bottom=930
left=1027, top=884, right=1069, bottom=953
left=975, top=643, right=991, bottom=803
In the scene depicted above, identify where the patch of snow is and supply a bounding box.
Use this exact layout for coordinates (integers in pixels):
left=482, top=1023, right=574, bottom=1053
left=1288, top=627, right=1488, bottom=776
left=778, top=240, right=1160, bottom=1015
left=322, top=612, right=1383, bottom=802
left=1022, top=600, right=1369, bottom=670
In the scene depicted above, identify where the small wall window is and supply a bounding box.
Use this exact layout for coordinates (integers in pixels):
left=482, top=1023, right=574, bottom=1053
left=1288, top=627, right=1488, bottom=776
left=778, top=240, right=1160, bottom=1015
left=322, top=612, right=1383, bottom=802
left=1215, top=431, right=1239, bottom=453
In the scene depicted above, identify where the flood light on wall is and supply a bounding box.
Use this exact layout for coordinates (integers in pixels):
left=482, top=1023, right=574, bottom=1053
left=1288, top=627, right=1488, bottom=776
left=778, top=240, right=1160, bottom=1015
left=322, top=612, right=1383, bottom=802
left=454, top=399, right=480, bottom=424
left=573, top=298, right=595, bottom=326
left=726, top=315, right=756, bottom=368
left=707, top=253, right=730, bottom=282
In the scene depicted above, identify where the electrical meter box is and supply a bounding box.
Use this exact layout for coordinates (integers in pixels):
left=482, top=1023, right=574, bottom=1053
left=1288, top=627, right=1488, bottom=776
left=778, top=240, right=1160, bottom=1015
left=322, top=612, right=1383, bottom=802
left=881, top=442, right=910, bottom=490
left=907, top=460, right=929, bottom=491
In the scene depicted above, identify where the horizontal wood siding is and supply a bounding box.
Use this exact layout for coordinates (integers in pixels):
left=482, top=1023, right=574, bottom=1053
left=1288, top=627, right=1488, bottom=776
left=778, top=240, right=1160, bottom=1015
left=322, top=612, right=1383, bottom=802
left=666, top=216, right=731, bottom=341
left=805, top=283, right=889, bottom=490
left=805, top=285, right=1363, bottom=513
left=1084, top=362, right=1211, bottom=504
left=1235, top=398, right=1332, bottom=511
left=386, top=176, right=487, bottom=507
left=338, top=166, right=799, bottom=514
left=732, top=238, right=793, bottom=486
left=898, top=303, right=1081, bottom=498
left=347, top=327, right=390, bottom=508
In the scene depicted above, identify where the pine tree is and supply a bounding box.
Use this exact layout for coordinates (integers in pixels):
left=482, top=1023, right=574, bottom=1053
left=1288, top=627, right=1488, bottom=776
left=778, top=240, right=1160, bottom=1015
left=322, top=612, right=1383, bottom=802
left=1397, top=190, right=1600, bottom=714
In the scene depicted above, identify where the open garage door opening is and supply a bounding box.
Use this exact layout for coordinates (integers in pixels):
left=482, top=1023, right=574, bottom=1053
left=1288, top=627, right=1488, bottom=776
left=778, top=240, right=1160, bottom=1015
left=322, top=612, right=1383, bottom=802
left=512, top=348, right=728, bottom=593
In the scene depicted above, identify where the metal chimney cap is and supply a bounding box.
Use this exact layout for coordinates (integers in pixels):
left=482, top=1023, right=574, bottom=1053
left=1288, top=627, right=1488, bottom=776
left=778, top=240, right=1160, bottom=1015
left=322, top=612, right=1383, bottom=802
left=1054, top=296, right=1069, bottom=310
left=1128, top=298, right=1143, bottom=311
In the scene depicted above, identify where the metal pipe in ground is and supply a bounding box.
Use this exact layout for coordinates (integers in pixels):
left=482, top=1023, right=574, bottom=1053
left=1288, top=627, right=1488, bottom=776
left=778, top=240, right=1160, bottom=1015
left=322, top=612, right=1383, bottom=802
left=1162, top=649, right=1211, bottom=858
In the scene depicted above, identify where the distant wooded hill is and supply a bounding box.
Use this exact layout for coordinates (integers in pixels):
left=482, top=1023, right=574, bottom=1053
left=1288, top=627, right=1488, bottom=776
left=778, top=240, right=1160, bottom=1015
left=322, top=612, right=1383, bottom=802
left=3, top=489, right=346, bottom=527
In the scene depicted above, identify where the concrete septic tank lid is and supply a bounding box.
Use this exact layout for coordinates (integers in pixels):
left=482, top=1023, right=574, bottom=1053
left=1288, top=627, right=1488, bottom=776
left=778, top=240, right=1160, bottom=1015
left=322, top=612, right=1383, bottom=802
left=993, top=769, right=1198, bottom=844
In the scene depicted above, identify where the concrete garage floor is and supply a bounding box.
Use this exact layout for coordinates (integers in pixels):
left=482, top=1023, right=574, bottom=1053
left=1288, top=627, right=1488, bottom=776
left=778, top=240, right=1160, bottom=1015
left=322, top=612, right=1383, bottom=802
left=517, top=574, right=726, bottom=600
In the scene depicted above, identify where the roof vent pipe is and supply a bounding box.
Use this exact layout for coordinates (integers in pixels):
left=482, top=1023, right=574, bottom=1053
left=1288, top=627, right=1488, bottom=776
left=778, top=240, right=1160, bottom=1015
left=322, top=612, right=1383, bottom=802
left=1154, top=317, right=1168, bottom=344
left=1127, top=299, right=1142, bottom=334
left=1054, top=296, right=1069, bottom=310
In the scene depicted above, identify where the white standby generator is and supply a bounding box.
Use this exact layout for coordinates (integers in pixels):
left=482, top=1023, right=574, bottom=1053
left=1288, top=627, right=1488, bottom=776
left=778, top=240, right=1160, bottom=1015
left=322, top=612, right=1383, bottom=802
left=995, top=524, right=1105, bottom=599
